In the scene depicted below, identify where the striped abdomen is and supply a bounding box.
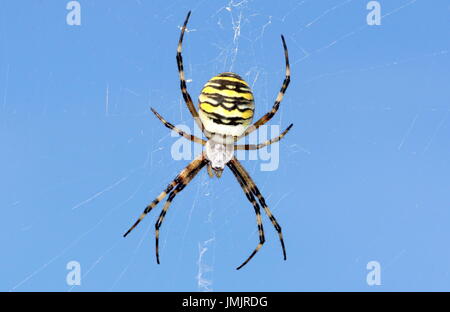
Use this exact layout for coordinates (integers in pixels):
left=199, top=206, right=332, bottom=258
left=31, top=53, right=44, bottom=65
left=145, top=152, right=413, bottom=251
left=198, top=72, right=254, bottom=139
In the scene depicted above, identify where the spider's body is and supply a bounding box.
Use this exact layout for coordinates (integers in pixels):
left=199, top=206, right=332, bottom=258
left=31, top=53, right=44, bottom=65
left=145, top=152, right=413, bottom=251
left=124, top=11, right=293, bottom=270
left=198, top=72, right=255, bottom=141
left=200, top=72, right=254, bottom=176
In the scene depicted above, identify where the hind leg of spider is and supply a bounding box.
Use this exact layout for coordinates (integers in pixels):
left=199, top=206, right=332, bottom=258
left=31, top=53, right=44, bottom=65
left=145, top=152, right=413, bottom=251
left=230, top=158, right=287, bottom=261
left=154, top=155, right=208, bottom=264
left=123, top=153, right=206, bottom=238
left=123, top=182, right=176, bottom=238
left=228, top=162, right=266, bottom=270
left=235, top=124, right=293, bottom=151
left=239, top=35, right=291, bottom=139
left=151, top=107, right=206, bottom=145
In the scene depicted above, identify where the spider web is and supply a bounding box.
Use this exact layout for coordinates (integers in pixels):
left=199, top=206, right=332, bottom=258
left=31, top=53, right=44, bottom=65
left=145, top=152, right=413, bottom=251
left=3, top=0, right=450, bottom=292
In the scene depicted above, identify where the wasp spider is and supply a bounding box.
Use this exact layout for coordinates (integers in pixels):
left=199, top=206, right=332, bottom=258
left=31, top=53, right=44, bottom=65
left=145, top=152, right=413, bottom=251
left=124, top=11, right=293, bottom=270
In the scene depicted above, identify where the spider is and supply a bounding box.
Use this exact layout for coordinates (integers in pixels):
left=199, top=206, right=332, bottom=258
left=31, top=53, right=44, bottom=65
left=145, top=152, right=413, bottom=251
left=124, top=11, right=293, bottom=270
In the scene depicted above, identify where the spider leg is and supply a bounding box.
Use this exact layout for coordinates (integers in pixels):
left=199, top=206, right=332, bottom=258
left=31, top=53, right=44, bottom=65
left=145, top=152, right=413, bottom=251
left=230, top=158, right=287, bottom=261
left=154, top=154, right=208, bottom=264
left=234, top=123, right=293, bottom=150
left=207, top=163, right=214, bottom=178
left=228, top=161, right=265, bottom=270
left=123, top=152, right=206, bottom=238
left=176, top=11, right=207, bottom=134
left=239, top=35, right=290, bottom=139
left=151, top=107, right=206, bottom=145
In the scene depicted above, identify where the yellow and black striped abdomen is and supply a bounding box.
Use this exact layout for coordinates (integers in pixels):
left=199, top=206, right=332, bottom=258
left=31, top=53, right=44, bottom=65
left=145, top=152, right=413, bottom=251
left=198, top=72, right=254, bottom=138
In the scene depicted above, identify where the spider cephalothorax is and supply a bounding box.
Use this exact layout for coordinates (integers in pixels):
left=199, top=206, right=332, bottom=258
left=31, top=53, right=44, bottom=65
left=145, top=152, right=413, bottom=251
left=124, top=11, right=293, bottom=270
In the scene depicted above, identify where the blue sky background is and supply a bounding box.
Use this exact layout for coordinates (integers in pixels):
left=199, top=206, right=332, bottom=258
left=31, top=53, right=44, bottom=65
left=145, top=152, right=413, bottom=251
left=1, top=0, right=449, bottom=291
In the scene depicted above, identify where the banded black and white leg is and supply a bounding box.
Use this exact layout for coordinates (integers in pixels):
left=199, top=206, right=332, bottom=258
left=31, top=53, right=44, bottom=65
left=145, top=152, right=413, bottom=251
left=176, top=11, right=208, bottom=135
left=235, top=123, right=293, bottom=151
left=124, top=153, right=208, bottom=264
left=154, top=154, right=207, bottom=263
left=228, top=161, right=266, bottom=270
left=240, top=35, right=291, bottom=139
left=229, top=158, right=287, bottom=263
left=151, top=107, right=206, bottom=145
